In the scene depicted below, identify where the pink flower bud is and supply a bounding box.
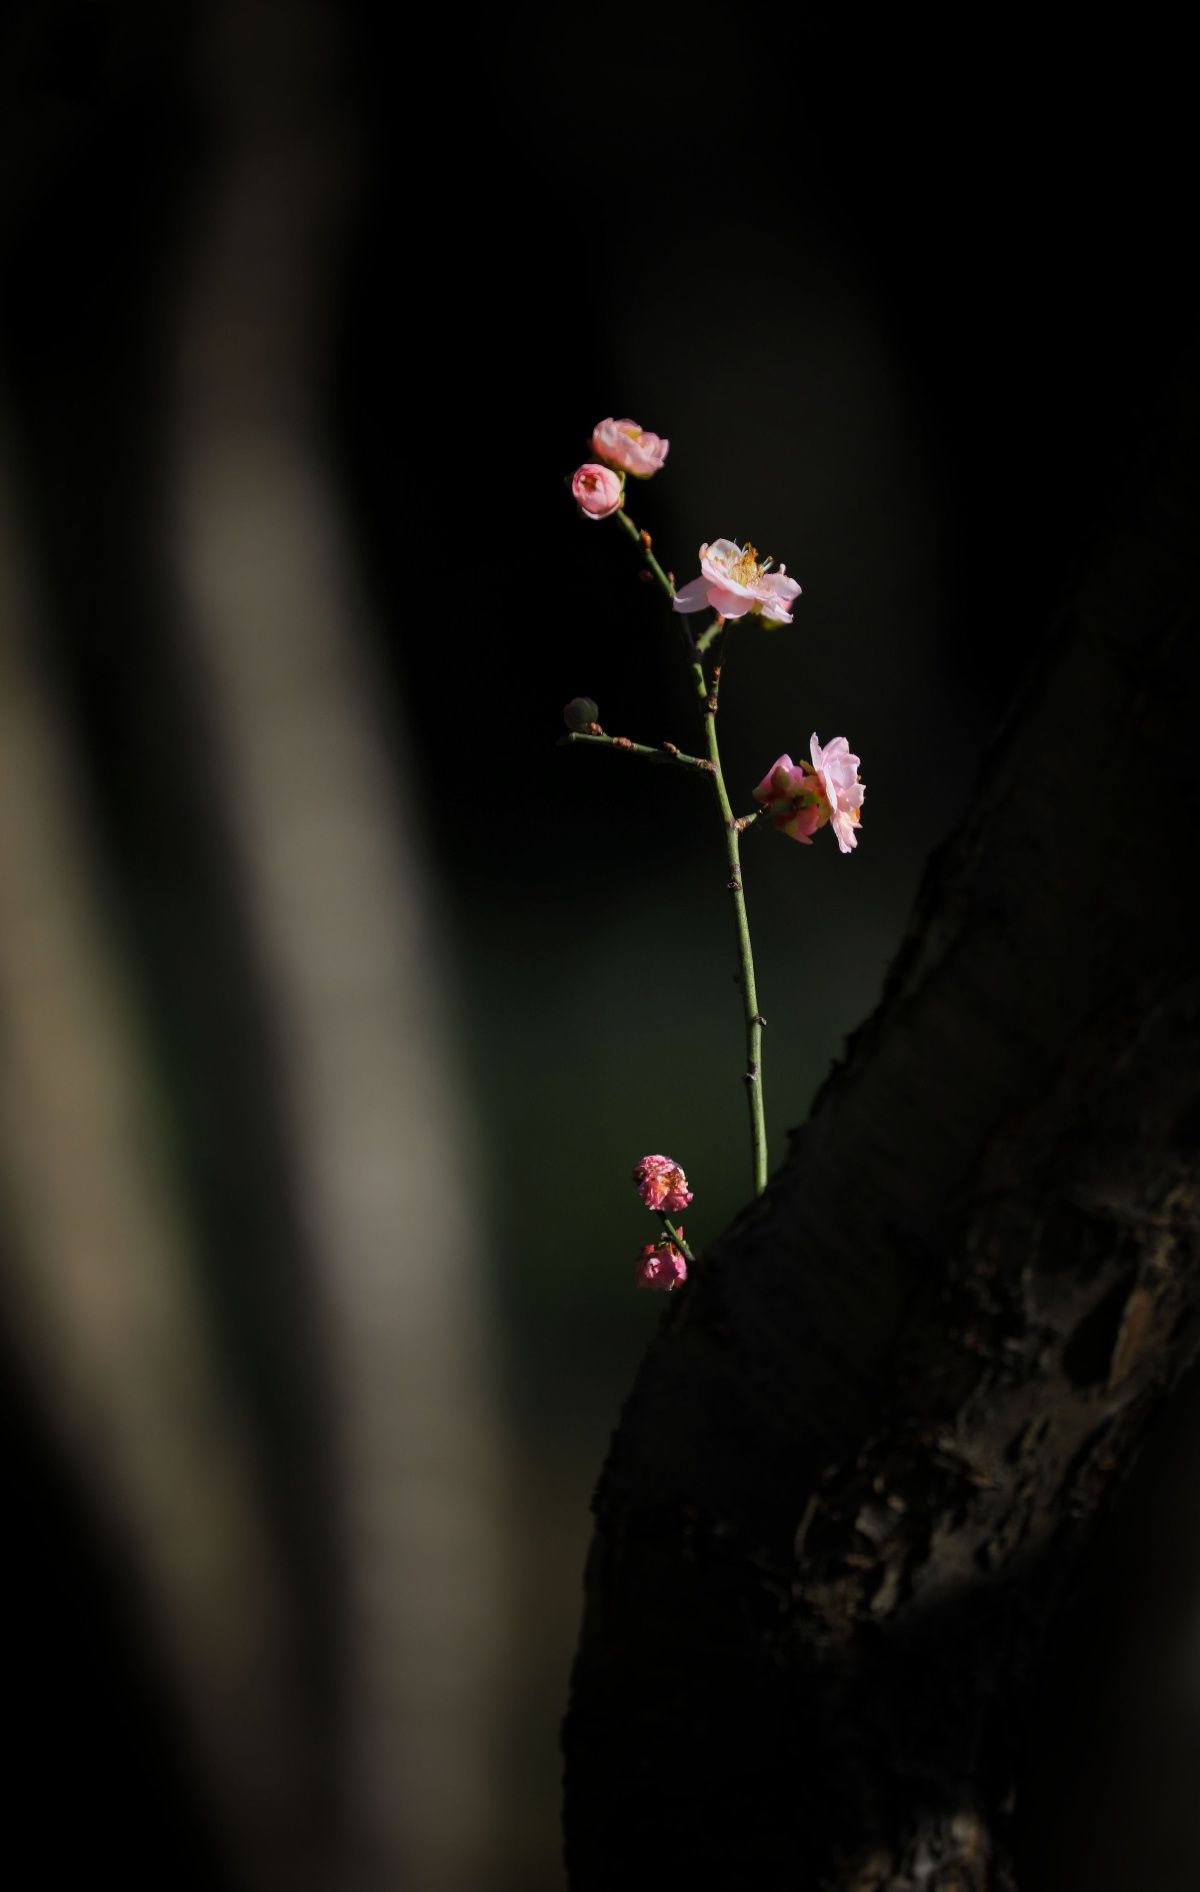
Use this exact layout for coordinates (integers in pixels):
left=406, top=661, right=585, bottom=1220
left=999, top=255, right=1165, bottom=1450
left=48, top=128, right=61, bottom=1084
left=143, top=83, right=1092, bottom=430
left=635, top=1238, right=688, bottom=1292
left=633, top=1154, right=693, bottom=1215
left=571, top=462, right=623, bottom=520
left=591, top=417, right=670, bottom=479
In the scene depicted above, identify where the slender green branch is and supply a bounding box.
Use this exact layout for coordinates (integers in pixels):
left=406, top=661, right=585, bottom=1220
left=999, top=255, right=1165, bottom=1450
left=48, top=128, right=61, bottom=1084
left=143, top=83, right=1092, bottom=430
left=700, top=655, right=768, bottom=1196
left=686, top=642, right=709, bottom=705
left=559, top=731, right=714, bottom=774
left=694, top=615, right=725, bottom=656
left=615, top=504, right=676, bottom=601
left=618, top=503, right=707, bottom=700
left=657, top=1214, right=695, bottom=1263
left=611, top=501, right=768, bottom=1196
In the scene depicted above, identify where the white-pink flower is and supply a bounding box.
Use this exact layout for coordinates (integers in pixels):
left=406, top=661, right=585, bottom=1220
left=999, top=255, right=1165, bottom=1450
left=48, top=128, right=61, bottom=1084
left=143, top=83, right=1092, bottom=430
left=634, top=1239, right=688, bottom=1292
left=591, top=417, right=669, bottom=479
left=751, top=734, right=865, bottom=850
left=810, top=733, right=865, bottom=853
left=672, top=539, right=802, bottom=626
left=571, top=462, right=623, bottom=520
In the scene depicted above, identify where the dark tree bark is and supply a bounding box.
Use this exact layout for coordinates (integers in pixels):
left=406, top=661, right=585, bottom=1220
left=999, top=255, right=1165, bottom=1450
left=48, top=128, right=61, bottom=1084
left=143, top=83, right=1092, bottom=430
left=562, top=360, right=1200, bottom=1889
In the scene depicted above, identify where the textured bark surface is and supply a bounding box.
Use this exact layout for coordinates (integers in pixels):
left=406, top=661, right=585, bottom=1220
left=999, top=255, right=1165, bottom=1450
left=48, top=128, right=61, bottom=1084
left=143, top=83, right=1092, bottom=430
left=563, top=366, right=1200, bottom=1889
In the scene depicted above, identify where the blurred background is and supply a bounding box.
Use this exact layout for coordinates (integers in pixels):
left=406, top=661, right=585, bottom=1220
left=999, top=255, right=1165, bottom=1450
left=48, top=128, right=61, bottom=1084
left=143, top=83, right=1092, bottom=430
left=1, top=5, right=1197, bottom=1888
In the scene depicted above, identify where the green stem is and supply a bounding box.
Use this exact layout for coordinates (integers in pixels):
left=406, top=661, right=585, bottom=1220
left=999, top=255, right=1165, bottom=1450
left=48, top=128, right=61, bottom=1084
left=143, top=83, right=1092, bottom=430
left=657, top=1213, right=695, bottom=1263
left=616, top=505, right=675, bottom=601
left=613, top=503, right=768, bottom=1196
left=618, top=502, right=708, bottom=702
left=559, top=731, right=714, bottom=774
left=694, top=615, right=726, bottom=656
left=700, top=660, right=768, bottom=1196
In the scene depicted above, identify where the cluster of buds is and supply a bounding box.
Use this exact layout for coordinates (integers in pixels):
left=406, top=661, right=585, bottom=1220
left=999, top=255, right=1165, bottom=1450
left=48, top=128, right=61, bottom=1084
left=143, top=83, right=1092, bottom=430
left=632, top=1154, right=692, bottom=1292
left=571, top=417, right=670, bottom=521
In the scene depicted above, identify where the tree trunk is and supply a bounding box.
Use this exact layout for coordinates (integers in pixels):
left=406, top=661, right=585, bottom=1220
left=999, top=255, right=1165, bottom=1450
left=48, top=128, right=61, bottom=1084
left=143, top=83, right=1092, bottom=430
left=562, top=360, right=1200, bottom=1889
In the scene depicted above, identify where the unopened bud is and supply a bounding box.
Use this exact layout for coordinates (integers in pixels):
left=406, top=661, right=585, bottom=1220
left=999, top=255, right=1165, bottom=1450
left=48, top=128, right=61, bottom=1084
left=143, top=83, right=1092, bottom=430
left=564, top=697, right=599, bottom=732
left=571, top=462, right=623, bottom=520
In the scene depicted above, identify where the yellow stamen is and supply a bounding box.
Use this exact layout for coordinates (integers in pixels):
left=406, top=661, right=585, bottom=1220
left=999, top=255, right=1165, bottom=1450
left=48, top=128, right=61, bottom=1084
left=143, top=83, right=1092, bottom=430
left=728, top=542, right=764, bottom=586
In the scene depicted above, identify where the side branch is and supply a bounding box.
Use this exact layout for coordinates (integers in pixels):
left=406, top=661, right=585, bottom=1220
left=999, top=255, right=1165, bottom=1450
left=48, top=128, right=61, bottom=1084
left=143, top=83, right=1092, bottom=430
left=558, top=731, right=714, bottom=774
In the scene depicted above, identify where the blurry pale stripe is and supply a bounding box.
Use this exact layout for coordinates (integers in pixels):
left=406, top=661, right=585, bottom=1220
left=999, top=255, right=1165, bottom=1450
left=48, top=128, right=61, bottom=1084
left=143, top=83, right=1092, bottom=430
left=0, top=443, right=311, bottom=1884
left=172, top=9, right=509, bottom=1889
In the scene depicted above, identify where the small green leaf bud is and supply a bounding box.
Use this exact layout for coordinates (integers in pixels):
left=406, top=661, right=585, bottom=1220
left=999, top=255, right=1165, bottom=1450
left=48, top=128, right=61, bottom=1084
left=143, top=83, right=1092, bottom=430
left=563, top=697, right=600, bottom=732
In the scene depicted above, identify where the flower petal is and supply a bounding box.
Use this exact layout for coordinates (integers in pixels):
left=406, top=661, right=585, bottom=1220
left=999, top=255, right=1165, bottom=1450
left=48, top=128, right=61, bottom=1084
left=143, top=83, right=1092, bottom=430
left=830, top=811, right=859, bottom=852
left=672, top=575, right=711, bottom=614
left=756, top=572, right=802, bottom=625
left=777, top=803, right=819, bottom=842
left=752, top=754, right=795, bottom=803
left=706, top=584, right=753, bottom=618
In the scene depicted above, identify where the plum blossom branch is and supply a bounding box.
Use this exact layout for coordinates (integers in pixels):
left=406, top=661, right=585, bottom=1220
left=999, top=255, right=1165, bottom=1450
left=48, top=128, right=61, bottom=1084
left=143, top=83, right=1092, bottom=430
left=564, top=414, right=866, bottom=1259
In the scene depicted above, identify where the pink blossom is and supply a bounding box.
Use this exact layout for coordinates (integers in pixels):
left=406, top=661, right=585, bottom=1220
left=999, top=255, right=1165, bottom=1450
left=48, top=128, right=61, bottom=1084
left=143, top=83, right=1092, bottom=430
left=635, top=1238, right=688, bottom=1292
left=591, top=417, right=669, bottom=479
left=811, top=733, right=866, bottom=853
left=752, top=734, right=865, bottom=851
left=672, top=539, right=802, bottom=626
left=633, top=1154, right=693, bottom=1215
left=571, top=462, right=623, bottom=520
